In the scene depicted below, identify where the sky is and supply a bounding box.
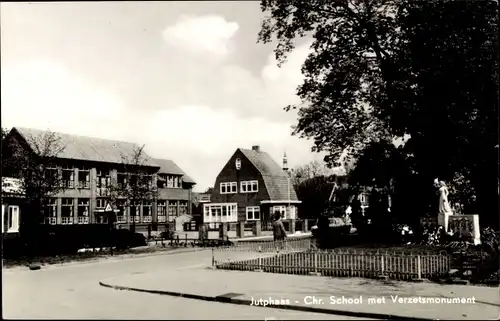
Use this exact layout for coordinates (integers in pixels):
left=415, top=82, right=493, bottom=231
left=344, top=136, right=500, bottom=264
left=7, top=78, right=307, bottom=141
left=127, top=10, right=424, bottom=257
left=1, top=1, right=327, bottom=192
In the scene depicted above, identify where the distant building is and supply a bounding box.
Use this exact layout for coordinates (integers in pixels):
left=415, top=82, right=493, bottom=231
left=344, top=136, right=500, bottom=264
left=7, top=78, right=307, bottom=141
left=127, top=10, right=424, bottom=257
left=1, top=127, right=195, bottom=232
left=204, top=145, right=301, bottom=224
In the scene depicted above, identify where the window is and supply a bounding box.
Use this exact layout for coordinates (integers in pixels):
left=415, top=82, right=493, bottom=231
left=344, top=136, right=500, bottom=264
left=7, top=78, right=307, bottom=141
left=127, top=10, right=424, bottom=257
left=129, top=200, right=140, bottom=216
left=157, top=175, right=166, bottom=188
left=168, top=200, right=178, bottom=222
left=62, top=166, right=74, bottom=188
left=117, top=173, right=128, bottom=189
left=61, top=198, right=74, bottom=224
left=235, top=158, right=241, bottom=170
left=160, top=175, right=182, bottom=188
left=2, top=205, right=5, bottom=233
left=129, top=201, right=140, bottom=223
left=45, top=199, right=57, bottom=224
left=210, top=206, right=222, bottom=218
left=78, top=167, right=90, bottom=189
left=157, top=200, right=167, bottom=222
left=241, top=180, right=258, bottom=193
left=116, top=199, right=127, bottom=223
left=179, top=201, right=188, bottom=215
left=272, top=205, right=287, bottom=219
left=220, top=182, right=237, bottom=194
left=246, top=206, right=260, bottom=221
left=168, top=200, right=178, bottom=216
left=7, top=206, right=20, bottom=233
left=96, top=198, right=107, bottom=210
left=45, top=167, right=59, bottom=185
left=203, top=203, right=238, bottom=223
left=97, top=169, right=111, bottom=188
left=77, top=198, right=89, bottom=224
left=142, top=200, right=152, bottom=223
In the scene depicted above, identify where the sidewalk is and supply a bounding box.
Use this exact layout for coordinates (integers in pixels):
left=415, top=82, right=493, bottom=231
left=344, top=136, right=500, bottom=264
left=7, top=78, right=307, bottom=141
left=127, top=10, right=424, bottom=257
left=99, top=268, right=499, bottom=320
left=232, top=231, right=312, bottom=242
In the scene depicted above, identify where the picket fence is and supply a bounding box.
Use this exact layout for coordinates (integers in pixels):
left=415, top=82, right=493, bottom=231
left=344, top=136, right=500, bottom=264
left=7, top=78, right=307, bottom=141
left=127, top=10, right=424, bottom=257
left=212, top=238, right=451, bottom=281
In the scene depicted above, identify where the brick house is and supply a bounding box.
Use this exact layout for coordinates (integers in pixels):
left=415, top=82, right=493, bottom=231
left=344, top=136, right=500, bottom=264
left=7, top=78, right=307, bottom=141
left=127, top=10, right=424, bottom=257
left=203, top=145, right=301, bottom=224
left=2, top=127, right=195, bottom=232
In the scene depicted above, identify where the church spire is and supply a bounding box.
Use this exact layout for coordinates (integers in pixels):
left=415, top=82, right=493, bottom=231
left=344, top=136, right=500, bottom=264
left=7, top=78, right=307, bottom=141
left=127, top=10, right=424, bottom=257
left=282, top=151, right=288, bottom=172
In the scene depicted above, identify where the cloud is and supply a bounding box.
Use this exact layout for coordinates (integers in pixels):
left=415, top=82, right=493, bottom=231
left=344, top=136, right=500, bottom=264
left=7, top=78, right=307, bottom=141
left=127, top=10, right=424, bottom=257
left=1, top=59, right=128, bottom=140
left=142, top=105, right=323, bottom=192
left=162, top=15, right=239, bottom=57
left=1, top=47, right=322, bottom=191
left=153, top=40, right=314, bottom=125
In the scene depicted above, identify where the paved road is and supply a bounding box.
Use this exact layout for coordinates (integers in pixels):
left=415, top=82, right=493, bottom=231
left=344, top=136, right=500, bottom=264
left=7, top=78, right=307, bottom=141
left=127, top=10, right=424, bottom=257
left=3, top=250, right=367, bottom=320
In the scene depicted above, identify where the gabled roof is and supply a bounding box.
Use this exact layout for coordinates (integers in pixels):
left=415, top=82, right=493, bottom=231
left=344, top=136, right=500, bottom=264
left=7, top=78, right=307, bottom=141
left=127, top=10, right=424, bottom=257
left=152, top=158, right=196, bottom=184
left=238, top=148, right=299, bottom=201
left=11, top=127, right=159, bottom=167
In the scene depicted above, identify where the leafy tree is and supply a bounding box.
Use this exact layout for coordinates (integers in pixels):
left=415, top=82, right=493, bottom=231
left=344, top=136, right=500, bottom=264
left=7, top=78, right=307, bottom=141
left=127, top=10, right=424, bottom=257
left=1, top=127, right=9, bottom=143
left=2, top=129, right=67, bottom=255
left=204, top=187, right=214, bottom=194
left=290, top=160, right=344, bottom=187
left=295, top=175, right=334, bottom=219
left=259, top=0, right=498, bottom=227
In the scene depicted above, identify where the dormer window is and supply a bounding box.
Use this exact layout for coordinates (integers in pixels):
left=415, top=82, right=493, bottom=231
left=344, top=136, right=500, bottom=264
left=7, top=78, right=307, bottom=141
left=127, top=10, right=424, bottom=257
left=157, top=174, right=182, bottom=188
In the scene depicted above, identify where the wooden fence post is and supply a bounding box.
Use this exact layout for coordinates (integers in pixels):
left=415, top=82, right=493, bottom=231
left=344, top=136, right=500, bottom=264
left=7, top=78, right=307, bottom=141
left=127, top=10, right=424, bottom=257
left=314, top=252, right=318, bottom=273
left=381, top=254, right=385, bottom=275
left=417, top=255, right=422, bottom=279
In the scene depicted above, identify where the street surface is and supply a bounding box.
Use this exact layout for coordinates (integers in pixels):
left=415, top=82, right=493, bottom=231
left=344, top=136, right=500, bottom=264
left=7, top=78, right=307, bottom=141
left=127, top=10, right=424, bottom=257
left=3, top=250, right=367, bottom=320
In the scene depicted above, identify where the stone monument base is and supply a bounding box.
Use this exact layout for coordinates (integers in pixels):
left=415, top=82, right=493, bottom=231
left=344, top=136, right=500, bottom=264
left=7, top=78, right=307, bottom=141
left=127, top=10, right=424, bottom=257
left=446, top=214, right=481, bottom=245
left=437, top=212, right=453, bottom=232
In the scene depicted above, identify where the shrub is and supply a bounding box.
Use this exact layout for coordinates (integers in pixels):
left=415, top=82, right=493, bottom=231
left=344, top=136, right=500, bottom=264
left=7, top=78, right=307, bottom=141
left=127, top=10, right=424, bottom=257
left=481, top=227, right=500, bottom=255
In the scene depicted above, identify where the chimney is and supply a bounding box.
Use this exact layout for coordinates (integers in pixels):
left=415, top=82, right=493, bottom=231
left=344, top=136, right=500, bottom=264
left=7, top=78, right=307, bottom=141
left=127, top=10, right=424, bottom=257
left=252, top=145, right=260, bottom=153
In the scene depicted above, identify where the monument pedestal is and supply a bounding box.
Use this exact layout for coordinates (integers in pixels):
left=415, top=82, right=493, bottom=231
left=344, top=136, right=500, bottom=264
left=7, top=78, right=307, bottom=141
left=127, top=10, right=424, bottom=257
left=441, top=213, right=481, bottom=245
left=437, top=212, right=453, bottom=232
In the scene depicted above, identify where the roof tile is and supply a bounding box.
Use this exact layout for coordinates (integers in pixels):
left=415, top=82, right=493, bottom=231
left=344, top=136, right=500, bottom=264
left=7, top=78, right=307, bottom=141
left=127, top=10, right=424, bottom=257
left=13, top=127, right=159, bottom=167
left=152, top=158, right=196, bottom=184
left=239, top=148, right=299, bottom=201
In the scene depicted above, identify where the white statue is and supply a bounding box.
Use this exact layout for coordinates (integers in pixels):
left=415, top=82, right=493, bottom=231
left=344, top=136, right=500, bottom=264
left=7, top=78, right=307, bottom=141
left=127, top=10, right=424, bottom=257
left=438, top=180, right=453, bottom=214
left=435, top=179, right=453, bottom=233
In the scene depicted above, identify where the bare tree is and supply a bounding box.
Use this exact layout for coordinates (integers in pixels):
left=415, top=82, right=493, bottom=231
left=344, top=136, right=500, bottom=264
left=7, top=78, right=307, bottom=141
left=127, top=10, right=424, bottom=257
left=109, top=144, right=158, bottom=232
left=290, top=160, right=342, bottom=187
left=2, top=130, right=67, bottom=254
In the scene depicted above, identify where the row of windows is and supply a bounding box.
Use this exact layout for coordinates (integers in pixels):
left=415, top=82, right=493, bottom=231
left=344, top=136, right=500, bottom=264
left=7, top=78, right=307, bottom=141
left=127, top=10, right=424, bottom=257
left=220, top=180, right=258, bottom=194
left=45, top=167, right=183, bottom=190
left=203, top=204, right=261, bottom=222
left=157, top=174, right=183, bottom=188
left=202, top=204, right=297, bottom=222
left=44, top=199, right=188, bottom=220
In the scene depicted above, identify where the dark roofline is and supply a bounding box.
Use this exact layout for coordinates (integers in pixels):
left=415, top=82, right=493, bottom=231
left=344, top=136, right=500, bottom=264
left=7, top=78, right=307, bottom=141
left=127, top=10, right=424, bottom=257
left=12, top=127, right=143, bottom=147
left=9, top=127, right=161, bottom=169
left=152, top=158, right=196, bottom=184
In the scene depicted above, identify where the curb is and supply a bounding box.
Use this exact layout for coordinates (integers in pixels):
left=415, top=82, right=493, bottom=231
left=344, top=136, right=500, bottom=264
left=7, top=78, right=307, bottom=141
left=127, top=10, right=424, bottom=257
left=6, top=247, right=211, bottom=271
left=98, top=281, right=433, bottom=321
